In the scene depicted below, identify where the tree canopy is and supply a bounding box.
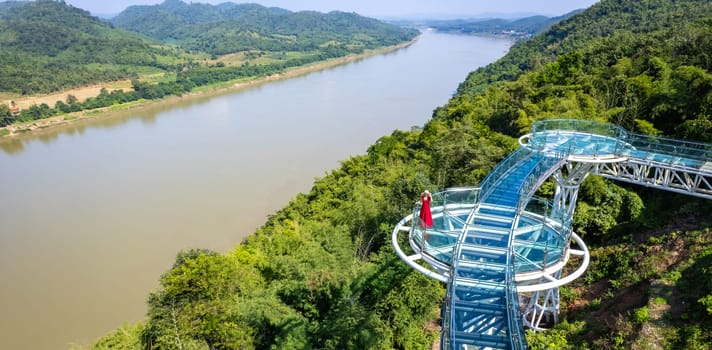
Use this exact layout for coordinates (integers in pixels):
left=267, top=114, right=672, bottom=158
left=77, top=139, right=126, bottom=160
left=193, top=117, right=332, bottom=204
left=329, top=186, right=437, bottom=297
left=0, top=0, right=417, bottom=98
left=0, top=0, right=179, bottom=95
left=111, top=0, right=418, bottom=56
left=87, top=0, right=711, bottom=348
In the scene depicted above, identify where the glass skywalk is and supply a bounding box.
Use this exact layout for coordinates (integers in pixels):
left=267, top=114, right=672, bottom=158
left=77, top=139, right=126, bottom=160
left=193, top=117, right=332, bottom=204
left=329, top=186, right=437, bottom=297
left=392, top=119, right=712, bottom=350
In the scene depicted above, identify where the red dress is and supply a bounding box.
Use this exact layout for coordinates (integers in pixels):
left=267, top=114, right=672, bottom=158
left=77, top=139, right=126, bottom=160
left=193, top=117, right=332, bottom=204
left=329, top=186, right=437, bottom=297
left=419, top=195, right=433, bottom=228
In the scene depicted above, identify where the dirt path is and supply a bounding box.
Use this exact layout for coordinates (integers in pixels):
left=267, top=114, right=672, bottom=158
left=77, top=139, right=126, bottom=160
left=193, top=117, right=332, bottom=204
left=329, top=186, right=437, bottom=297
left=2, top=81, right=133, bottom=112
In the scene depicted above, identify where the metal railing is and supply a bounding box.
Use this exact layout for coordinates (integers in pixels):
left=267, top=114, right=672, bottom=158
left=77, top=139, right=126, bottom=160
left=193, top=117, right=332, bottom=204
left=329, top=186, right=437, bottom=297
left=528, top=119, right=630, bottom=157
left=531, top=118, right=627, bottom=140
left=506, top=249, right=527, bottom=349
left=478, top=148, right=532, bottom=203
left=412, top=187, right=479, bottom=266
left=517, top=154, right=566, bottom=210
left=406, top=119, right=712, bottom=350
left=513, top=197, right=572, bottom=272
left=529, top=119, right=712, bottom=167
left=626, top=132, right=712, bottom=165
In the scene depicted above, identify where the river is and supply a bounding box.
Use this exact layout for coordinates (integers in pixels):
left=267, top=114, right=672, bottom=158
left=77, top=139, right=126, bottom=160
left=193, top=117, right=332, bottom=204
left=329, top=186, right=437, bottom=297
left=0, top=30, right=511, bottom=349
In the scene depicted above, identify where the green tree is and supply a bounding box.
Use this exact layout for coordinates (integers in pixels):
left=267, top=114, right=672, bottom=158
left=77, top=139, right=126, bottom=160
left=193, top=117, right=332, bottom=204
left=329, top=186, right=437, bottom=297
left=0, top=104, right=13, bottom=127
left=143, top=250, right=261, bottom=349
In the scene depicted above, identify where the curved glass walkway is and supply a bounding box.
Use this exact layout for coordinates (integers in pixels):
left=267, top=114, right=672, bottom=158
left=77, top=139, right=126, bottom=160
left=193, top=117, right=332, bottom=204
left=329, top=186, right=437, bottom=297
left=392, top=119, right=712, bottom=349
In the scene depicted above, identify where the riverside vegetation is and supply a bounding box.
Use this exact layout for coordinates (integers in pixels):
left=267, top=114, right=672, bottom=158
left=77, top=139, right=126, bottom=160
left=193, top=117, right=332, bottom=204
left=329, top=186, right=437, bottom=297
left=12, top=0, right=712, bottom=348
left=0, top=0, right=418, bottom=129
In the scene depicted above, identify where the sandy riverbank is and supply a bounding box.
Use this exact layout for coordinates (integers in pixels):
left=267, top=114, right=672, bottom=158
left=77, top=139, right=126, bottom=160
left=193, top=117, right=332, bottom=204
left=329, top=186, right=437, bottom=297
left=0, top=39, right=417, bottom=138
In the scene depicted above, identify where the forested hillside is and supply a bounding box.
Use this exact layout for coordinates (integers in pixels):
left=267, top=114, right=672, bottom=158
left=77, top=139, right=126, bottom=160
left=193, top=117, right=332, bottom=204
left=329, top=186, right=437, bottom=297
left=450, top=0, right=711, bottom=142
left=93, top=0, right=711, bottom=349
left=0, top=0, right=178, bottom=95
left=0, top=0, right=417, bottom=129
left=111, top=0, right=418, bottom=56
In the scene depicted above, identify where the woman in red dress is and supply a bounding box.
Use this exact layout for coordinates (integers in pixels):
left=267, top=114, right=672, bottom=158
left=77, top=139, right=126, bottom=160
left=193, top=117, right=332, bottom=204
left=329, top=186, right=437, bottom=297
left=419, top=190, right=433, bottom=228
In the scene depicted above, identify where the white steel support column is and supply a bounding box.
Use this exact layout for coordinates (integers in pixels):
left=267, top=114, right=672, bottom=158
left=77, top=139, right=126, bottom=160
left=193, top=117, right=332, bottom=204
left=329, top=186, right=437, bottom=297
left=552, top=162, right=594, bottom=218
left=521, top=269, right=562, bottom=331
left=524, top=162, right=593, bottom=331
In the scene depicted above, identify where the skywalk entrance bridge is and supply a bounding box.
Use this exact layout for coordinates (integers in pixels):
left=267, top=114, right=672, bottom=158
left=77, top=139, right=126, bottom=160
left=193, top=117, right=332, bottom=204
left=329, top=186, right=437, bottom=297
left=391, top=119, right=712, bottom=349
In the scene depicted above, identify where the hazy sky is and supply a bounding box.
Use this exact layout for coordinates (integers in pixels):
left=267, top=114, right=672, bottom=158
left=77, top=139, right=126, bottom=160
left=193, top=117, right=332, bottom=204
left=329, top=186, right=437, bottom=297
left=64, top=0, right=600, bottom=18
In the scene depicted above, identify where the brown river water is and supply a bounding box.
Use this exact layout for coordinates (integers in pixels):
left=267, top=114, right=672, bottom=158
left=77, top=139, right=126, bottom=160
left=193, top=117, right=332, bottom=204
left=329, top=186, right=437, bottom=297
left=0, top=31, right=510, bottom=349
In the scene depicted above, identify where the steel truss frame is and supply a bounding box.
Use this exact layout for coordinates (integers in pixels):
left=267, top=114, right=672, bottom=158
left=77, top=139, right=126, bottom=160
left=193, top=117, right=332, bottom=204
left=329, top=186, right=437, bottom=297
left=552, top=162, right=595, bottom=218
left=393, top=126, right=712, bottom=346
left=594, top=160, right=712, bottom=199
left=520, top=270, right=561, bottom=331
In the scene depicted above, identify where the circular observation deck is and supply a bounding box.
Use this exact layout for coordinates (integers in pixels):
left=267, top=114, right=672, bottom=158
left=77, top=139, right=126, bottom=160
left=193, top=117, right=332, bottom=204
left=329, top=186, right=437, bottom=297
left=391, top=187, right=590, bottom=292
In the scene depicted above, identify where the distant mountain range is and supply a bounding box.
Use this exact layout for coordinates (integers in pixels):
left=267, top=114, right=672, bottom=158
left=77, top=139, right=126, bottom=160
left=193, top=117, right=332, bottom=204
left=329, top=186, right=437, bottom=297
left=380, top=12, right=545, bottom=21
left=110, top=0, right=418, bottom=56
left=0, top=0, right=418, bottom=95
left=393, top=10, right=583, bottom=38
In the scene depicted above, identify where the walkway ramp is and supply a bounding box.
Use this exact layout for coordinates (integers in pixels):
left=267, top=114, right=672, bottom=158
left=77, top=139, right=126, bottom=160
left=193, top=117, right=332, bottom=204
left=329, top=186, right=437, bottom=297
left=392, top=119, right=712, bottom=350
left=443, top=149, right=545, bottom=348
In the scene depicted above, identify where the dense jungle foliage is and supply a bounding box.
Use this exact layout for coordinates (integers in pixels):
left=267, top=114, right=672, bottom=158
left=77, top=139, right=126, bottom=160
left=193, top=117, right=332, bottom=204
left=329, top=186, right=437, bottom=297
left=89, top=0, right=712, bottom=348
left=0, top=0, right=417, bottom=103
left=111, top=0, right=418, bottom=56
left=0, top=0, right=177, bottom=95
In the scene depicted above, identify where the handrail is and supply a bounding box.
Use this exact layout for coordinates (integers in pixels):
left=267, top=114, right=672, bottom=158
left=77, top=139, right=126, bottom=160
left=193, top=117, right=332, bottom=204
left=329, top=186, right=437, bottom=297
left=412, top=187, right=480, bottom=267
left=517, top=154, right=566, bottom=210
left=522, top=196, right=570, bottom=228
left=506, top=248, right=527, bottom=349
left=529, top=118, right=712, bottom=162
left=398, top=119, right=712, bottom=350
left=478, top=148, right=531, bottom=202
left=529, top=119, right=630, bottom=158
left=531, top=118, right=627, bottom=139
left=627, top=132, right=712, bottom=162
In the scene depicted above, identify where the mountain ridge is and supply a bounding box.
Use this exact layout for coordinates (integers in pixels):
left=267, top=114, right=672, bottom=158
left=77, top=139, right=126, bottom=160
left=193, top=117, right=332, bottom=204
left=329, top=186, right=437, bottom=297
left=422, top=9, right=583, bottom=38
left=0, top=0, right=417, bottom=97
left=110, top=0, right=418, bottom=55
left=0, top=0, right=172, bottom=95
